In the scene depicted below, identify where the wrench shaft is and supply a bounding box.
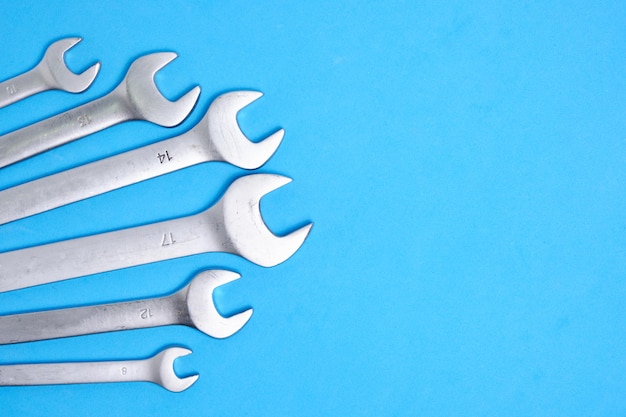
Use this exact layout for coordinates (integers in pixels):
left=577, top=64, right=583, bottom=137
left=0, top=359, right=151, bottom=386
left=0, top=210, right=225, bottom=292
left=0, top=129, right=210, bottom=225
left=0, top=295, right=185, bottom=344
left=0, top=68, right=45, bottom=109
left=0, top=93, right=128, bottom=168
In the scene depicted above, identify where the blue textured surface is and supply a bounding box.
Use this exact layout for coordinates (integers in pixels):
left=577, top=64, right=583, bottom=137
left=0, top=1, right=625, bottom=416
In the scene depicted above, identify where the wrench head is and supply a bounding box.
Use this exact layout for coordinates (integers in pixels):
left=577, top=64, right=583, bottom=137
left=41, top=37, right=101, bottom=93
left=219, top=174, right=313, bottom=267
left=153, top=347, right=199, bottom=393
left=205, top=91, right=284, bottom=169
left=186, top=270, right=253, bottom=339
left=119, top=52, right=200, bottom=127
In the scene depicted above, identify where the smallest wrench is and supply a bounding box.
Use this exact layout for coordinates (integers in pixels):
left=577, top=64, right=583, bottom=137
left=0, top=347, right=198, bottom=392
left=0, top=37, right=100, bottom=109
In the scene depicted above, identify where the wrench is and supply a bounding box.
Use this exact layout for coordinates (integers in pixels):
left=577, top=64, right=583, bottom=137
left=0, top=91, right=284, bottom=225
left=0, top=174, right=312, bottom=292
left=0, top=37, right=100, bottom=109
left=0, top=52, right=200, bottom=168
left=0, top=347, right=198, bottom=392
left=0, top=270, right=252, bottom=343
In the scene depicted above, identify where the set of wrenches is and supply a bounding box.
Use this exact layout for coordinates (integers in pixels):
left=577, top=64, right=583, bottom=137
left=0, top=38, right=311, bottom=392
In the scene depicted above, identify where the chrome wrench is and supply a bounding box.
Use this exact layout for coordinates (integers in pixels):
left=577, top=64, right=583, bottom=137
left=0, top=270, right=252, bottom=343
left=0, top=37, right=100, bottom=109
left=0, top=91, right=283, bottom=225
left=0, top=347, right=198, bottom=392
left=0, top=52, right=200, bottom=168
left=0, top=174, right=312, bottom=292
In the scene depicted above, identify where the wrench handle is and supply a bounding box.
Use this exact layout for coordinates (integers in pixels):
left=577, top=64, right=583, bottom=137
left=0, top=129, right=211, bottom=225
left=0, top=211, right=225, bottom=292
left=0, top=295, right=183, bottom=344
left=0, top=68, right=45, bottom=109
left=0, top=358, right=151, bottom=386
left=0, top=92, right=129, bottom=168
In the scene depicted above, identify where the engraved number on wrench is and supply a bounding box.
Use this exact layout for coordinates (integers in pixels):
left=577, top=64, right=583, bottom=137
left=77, top=114, right=92, bottom=127
left=157, top=150, right=173, bottom=163
left=161, top=232, right=176, bottom=246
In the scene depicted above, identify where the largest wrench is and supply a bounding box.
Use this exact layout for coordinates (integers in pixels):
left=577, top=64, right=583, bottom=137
left=0, top=174, right=312, bottom=292
left=0, top=52, right=200, bottom=168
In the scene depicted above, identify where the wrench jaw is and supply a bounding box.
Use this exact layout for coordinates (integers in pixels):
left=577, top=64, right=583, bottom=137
left=219, top=174, right=313, bottom=267
left=118, top=52, right=200, bottom=127
left=40, top=37, right=101, bottom=93
left=153, top=347, right=199, bottom=393
left=206, top=91, right=284, bottom=169
left=186, top=270, right=253, bottom=339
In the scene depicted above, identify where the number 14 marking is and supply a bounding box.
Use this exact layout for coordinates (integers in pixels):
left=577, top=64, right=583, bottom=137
left=157, top=150, right=173, bottom=164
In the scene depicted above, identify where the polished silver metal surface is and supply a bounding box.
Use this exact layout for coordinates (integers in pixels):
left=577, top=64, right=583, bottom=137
left=0, top=91, right=284, bottom=225
left=0, top=52, right=200, bottom=168
left=0, top=37, right=100, bottom=109
left=0, top=174, right=312, bottom=292
left=0, top=347, right=198, bottom=392
left=0, top=270, right=252, bottom=343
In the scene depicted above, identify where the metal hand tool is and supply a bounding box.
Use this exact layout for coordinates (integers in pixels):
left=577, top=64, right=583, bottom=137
left=0, top=347, right=198, bottom=392
left=0, top=37, right=100, bottom=109
left=0, top=174, right=312, bottom=292
left=0, top=91, right=283, bottom=225
left=0, top=270, right=252, bottom=343
left=0, top=52, right=200, bottom=168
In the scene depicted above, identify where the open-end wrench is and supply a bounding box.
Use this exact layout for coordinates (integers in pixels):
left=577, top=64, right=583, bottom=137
left=0, top=52, right=200, bottom=168
left=0, top=347, right=198, bottom=392
left=0, top=37, right=100, bottom=109
left=0, top=270, right=252, bottom=343
left=0, top=91, right=284, bottom=225
left=0, top=174, right=312, bottom=292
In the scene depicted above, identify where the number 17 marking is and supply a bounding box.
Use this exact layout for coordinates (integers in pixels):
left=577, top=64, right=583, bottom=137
left=161, top=232, right=176, bottom=246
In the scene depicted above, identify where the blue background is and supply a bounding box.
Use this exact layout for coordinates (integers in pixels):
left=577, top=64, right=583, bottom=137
left=0, top=1, right=625, bottom=415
